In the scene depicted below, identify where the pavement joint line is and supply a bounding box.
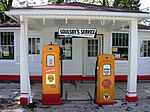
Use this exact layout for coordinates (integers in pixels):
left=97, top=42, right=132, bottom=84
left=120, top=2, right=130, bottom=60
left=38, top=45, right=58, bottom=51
left=115, top=85, right=126, bottom=93
left=12, top=90, right=20, bottom=99
left=65, top=91, right=68, bottom=100
left=138, top=83, right=150, bottom=90
left=87, top=91, right=93, bottom=100
left=1, top=83, right=10, bottom=89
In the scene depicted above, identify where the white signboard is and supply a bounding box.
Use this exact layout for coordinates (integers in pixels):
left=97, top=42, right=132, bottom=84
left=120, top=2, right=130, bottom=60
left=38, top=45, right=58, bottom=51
left=58, top=29, right=96, bottom=38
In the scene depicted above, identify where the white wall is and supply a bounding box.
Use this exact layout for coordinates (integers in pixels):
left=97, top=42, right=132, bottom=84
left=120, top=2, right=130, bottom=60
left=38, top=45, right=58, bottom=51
left=0, top=29, right=20, bottom=75
left=1, top=27, right=150, bottom=76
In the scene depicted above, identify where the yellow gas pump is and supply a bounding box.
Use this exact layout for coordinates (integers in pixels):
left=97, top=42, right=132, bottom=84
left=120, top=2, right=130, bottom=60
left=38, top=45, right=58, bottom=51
left=42, top=43, right=63, bottom=105
left=95, top=54, right=115, bottom=105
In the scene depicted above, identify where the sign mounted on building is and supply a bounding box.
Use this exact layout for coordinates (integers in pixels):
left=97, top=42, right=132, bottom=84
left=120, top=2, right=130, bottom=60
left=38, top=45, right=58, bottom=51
left=58, top=29, right=96, bottom=38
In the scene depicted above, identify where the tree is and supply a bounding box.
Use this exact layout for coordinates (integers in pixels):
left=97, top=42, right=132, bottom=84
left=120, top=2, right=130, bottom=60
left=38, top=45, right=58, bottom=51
left=0, top=0, right=13, bottom=22
left=100, top=0, right=110, bottom=6
left=113, top=0, right=141, bottom=10
left=48, top=0, right=113, bottom=6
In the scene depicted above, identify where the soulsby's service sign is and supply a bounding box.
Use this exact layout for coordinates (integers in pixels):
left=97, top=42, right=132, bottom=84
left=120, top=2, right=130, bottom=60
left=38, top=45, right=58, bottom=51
left=58, top=29, right=96, bottom=38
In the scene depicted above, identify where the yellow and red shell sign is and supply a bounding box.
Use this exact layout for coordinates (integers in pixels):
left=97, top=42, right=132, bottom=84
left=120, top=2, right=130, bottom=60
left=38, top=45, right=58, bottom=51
left=46, top=74, right=56, bottom=84
left=102, top=79, right=112, bottom=89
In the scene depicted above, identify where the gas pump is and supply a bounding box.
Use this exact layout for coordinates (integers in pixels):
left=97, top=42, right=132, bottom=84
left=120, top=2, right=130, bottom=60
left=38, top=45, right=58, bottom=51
left=95, top=54, right=115, bottom=105
left=42, top=43, right=63, bottom=105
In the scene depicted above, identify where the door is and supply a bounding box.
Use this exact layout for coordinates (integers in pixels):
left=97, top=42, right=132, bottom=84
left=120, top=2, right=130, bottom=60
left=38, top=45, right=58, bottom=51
left=28, top=34, right=44, bottom=75
left=84, top=34, right=103, bottom=76
left=138, top=39, right=150, bottom=75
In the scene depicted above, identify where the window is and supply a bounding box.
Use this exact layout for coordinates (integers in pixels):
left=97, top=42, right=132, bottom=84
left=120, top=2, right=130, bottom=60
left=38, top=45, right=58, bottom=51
left=28, top=38, right=40, bottom=55
left=88, top=39, right=99, bottom=57
left=0, top=32, right=14, bottom=60
left=112, top=33, right=129, bottom=60
left=54, top=32, right=72, bottom=60
left=140, top=40, right=150, bottom=57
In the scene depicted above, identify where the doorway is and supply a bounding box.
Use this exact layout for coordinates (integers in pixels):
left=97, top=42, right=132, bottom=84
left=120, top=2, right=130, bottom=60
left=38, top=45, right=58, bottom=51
left=84, top=34, right=103, bottom=76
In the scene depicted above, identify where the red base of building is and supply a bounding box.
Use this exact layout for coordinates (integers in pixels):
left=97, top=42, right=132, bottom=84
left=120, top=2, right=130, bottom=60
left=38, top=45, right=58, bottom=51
left=125, top=95, right=138, bottom=102
left=0, top=75, right=150, bottom=81
left=20, top=97, right=29, bottom=105
left=42, top=94, right=61, bottom=105
left=96, top=101, right=114, bottom=105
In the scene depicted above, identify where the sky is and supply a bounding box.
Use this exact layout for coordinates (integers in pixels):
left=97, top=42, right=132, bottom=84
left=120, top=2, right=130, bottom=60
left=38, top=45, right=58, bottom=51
left=140, top=0, right=150, bottom=11
left=12, top=0, right=150, bottom=11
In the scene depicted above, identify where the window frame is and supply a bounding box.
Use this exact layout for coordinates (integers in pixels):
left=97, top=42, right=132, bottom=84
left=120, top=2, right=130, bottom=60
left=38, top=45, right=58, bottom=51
left=112, top=32, right=129, bottom=61
left=28, top=34, right=43, bottom=56
left=54, top=32, right=73, bottom=60
left=0, top=31, right=16, bottom=62
left=87, top=39, right=99, bottom=57
left=140, top=39, right=150, bottom=58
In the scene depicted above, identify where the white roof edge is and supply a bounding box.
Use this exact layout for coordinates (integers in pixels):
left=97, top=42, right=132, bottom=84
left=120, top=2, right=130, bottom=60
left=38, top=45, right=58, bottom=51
left=5, top=9, right=150, bottom=19
left=116, top=28, right=150, bottom=32
left=138, top=29, right=150, bottom=32
left=0, top=27, right=20, bottom=30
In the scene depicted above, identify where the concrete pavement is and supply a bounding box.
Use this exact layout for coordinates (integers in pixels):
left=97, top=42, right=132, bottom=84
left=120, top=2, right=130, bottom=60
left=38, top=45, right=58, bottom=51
left=0, top=81, right=150, bottom=112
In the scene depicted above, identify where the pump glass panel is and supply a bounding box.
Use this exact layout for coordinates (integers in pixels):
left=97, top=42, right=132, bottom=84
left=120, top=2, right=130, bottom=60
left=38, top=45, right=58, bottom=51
left=47, top=55, right=54, bottom=67
left=103, top=64, right=111, bottom=76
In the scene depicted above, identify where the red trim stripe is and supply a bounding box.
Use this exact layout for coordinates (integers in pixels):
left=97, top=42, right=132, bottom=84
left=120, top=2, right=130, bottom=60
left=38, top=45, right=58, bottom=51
left=127, top=91, right=137, bottom=94
left=62, top=75, right=95, bottom=80
left=125, top=95, right=138, bottom=102
left=96, top=102, right=114, bottom=105
left=20, top=98, right=29, bottom=105
left=20, top=92, right=28, bottom=94
left=0, top=75, right=150, bottom=81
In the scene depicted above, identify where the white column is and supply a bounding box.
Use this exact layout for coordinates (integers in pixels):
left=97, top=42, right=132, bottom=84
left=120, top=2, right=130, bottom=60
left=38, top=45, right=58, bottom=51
left=20, top=15, right=32, bottom=104
left=126, top=19, right=138, bottom=102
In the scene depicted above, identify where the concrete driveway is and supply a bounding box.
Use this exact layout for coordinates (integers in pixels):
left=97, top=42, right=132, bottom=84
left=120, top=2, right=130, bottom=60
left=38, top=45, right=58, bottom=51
left=0, top=81, right=150, bottom=112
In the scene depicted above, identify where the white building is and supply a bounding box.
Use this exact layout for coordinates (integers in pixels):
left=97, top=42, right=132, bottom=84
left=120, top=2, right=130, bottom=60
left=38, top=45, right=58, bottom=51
left=1, top=2, right=150, bottom=104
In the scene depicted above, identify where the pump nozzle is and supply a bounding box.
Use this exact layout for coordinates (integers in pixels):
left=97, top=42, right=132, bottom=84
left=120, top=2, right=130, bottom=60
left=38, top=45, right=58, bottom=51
left=49, top=42, right=53, bottom=45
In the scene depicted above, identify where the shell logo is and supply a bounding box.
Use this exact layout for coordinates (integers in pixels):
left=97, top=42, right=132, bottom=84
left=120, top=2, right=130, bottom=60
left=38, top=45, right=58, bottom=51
left=46, top=74, right=55, bottom=84
left=48, top=75, right=54, bottom=82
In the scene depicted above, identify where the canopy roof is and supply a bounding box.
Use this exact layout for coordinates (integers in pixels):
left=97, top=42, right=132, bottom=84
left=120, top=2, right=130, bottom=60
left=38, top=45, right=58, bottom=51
left=15, top=2, right=144, bottom=13
left=6, top=2, right=150, bottom=21
left=4, top=2, right=150, bottom=31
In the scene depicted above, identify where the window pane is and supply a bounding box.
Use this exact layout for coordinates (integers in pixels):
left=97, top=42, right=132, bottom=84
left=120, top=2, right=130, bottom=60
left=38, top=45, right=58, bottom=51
left=28, top=38, right=31, bottom=54
left=0, top=32, right=14, bottom=60
left=122, top=34, right=126, bottom=46
left=116, top=34, right=119, bottom=46
left=119, top=33, right=122, bottom=46
left=32, top=38, right=35, bottom=54
left=148, top=47, right=150, bottom=57
left=112, top=33, right=115, bottom=46
left=36, top=38, right=40, bottom=54
left=28, top=38, right=40, bottom=55
left=0, top=46, right=14, bottom=60
left=11, top=33, right=14, bottom=45
left=126, top=34, right=128, bottom=46
left=140, top=40, right=150, bottom=57
left=54, top=32, right=72, bottom=60
left=112, top=33, right=129, bottom=60
left=88, top=52, right=91, bottom=57
left=88, top=39, right=98, bottom=57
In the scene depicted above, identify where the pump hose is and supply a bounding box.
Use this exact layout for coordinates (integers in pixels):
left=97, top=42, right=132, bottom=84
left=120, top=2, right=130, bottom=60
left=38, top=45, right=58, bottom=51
left=94, top=60, right=98, bottom=103
left=60, top=48, right=63, bottom=98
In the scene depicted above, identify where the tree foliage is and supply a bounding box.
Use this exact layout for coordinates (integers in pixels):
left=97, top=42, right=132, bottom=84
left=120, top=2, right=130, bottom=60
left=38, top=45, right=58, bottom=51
left=48, top=0, right=112, bottom=6
left=99, top=0, right=110, bottom=6
left=113, top=0, right=141, bottom=10
left=0, top=0, right=13, bottom=22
